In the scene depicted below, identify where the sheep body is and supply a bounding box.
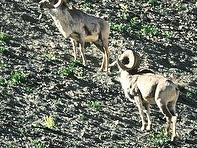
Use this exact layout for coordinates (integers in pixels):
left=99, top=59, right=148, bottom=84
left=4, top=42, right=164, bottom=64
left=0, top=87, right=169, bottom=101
left=118, top=50, right=179, bottom=141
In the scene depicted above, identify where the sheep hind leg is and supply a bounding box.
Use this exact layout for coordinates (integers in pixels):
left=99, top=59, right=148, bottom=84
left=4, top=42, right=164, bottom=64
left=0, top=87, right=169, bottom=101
left=156, top=99, right=172, bottom=137
left=168, top=101, right=178, bottom=141
left=79, top=39, right=86, bottom=66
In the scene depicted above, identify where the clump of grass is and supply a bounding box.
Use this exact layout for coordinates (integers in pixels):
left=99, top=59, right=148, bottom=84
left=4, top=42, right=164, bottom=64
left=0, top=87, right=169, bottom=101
left=0, top=41, right=8, bottom=54
left=88, top=100, right=102, bottom=111
left=147, top=0, right=159, bottom=6
left=140, top=24, right=159, bottom=37
left=59, top=60, right=81, bottom=77
left=129, top=17, right=141, bottom=30
left=163, top=31, right=173, bottom=39
left=43, top=52, right=56, bottom=61
left=43, top=115, right=55, bottom=129
left=10, top=71, right=26, bottom=85
left=148, top=129, right=170, bottom=147
left=32, top=140, right=45, bottom=148
left=186, top=92, right=193, bottom=99
left=111, top=22, right=127, bottom=32
left=0, top=32, right=10, bottom=42
left=4, top=143, right=13, bottom=148
left=0, top=46, right=8, bottom=54
left=0, top=77, right=7, bottom=87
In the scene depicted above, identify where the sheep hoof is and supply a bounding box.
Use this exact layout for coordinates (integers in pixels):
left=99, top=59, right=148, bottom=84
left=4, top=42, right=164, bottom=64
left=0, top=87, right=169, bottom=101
left=141, top=126, right=145, bottom=131
left=146, top=125, right=151, bottom=131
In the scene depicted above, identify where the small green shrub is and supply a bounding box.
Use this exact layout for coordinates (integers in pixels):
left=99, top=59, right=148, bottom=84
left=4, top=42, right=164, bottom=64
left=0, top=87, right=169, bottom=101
left=10, top=71, right=26, bottom=85
left=0, top=46, right=8, bottom=53
left=32, top=140, right=45, bottom=148
left=43, top=52, right=56, bottom=61
left=0, top=41, right=8, bottom=54
left=147, top=0, right=159, bottom=6
left=0, top=32, right=9, bottom=41
left=163, top=31, right=173, bottom=39
left=148, top=129, right=170, bottom=147
left=59, top=60, right=81, bottom=77
left=4, top=143, right=13, bottom=148
left=0, top=77, right=7, bottom=87
left=140, top=24, right=159, bottom=37
left=88, top=100, right=102, bottom=111
left=111, top=22, right=127, bottom=32
left=43, top=115, right=55, bottom=129
left=186, top=92, right=193, bottom=99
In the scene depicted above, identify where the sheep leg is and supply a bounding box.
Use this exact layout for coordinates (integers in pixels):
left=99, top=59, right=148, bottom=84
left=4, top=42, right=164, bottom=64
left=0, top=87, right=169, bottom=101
left=100, top=33, right=109, bottom=72
left=156, top=99, right=172, bottom=137
left=70, top=38, right=77, bottom=60
left=168, top=100, right=178, bottom=141
left=144, top=102, right=151, bottom=131
left=134, top=96, right=146, bottom=131
left=79, top=38, right=86, bottom=65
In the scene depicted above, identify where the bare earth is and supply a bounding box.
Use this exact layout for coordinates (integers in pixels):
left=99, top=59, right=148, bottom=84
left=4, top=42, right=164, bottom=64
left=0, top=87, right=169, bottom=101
left=0, top=0, right=196, bottom=147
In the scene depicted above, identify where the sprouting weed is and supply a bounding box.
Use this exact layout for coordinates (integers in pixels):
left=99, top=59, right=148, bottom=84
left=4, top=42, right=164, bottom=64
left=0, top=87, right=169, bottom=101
left=88, top=100, right=102, bottom=111
left=148, top=129, right=170, bottom=147
left=32, top=140, right=45, bottom=148
left=0, top=32, right=10, bottom=41
left=10, top=71, right=26, bottom=85
left=59, top=60, right=81, bottom=77
left=140, top=24, right=159, bottom=37
left=43, top=115, right=55, bottom=129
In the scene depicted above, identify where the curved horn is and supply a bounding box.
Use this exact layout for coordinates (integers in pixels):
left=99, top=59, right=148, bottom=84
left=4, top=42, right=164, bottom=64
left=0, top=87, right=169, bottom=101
left=117, top=50, right=140, bottom=71
left=54, top=0, right=62, bottom=8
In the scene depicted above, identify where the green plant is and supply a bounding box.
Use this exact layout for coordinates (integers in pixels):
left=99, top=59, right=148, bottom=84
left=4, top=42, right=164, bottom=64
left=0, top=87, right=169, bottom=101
left=32, top=140, right=45, bottom=148
left=140, top=24, right=159, bottom=37
left=3, top=143, right=13, bottom=148
left=59, top=60, right=81, bottom=77
left=88, top=100, right=102, bottom=111
left=43, top=115, right=55, bottom=129
left=186, top=92, right=193, bottom=99
left=10, top=71, right=26, bottom=85
left=0, top=46, right=8, bottom=53
left=148, top=129, right=170, bottom=147
left=163, top=31, right=173, bottom=39
left=129, top=17, right=140, bottom=29
left=43, top=52, right=56, bottom=61
left=0, top=32, right=9, bottom=41
left=0, top=41, right=8, bottom=54
left=111, top=22, right=127, bottom=32
left=0, top=77, right=7, bottom=86
left=147, top=0, right=159, bottom=6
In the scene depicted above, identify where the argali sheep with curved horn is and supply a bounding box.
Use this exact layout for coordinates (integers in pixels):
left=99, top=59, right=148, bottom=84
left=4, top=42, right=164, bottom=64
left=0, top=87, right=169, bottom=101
left=117, top=50, right=179, bottom=141
left=39, top=0, right=110, bottom=72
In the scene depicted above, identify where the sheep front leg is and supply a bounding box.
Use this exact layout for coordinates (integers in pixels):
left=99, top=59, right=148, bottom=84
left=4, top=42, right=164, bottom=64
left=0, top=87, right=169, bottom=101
left=171, top=115, right=177, bottom=141
left=70, top=38, right=77, bottom=60
left=79, top=39, right=86, bottom=65
left=144, top=102, right=151, bottom=131
left=134, top=96, right=146, bottom=131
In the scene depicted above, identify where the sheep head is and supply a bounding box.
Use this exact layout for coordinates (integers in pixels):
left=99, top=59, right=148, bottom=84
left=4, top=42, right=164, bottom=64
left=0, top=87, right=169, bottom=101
left=117, top=50, right=141, bottom=71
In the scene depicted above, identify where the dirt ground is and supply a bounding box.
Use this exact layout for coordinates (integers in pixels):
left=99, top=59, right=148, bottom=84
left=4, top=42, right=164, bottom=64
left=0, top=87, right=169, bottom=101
left=0, top=0, right=196, bottom=147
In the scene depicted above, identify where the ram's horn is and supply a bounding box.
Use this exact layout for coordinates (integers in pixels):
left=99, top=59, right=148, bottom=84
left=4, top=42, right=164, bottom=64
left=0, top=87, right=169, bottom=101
left=117, top=50, right=140, bottom=71
left=54, top=0, right=62, bottom=8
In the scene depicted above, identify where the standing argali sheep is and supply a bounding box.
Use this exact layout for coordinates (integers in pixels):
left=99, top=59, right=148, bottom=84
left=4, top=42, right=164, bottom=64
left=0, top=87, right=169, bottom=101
left=117, top=50, right=179, bottom=141
left=39, top=0, right=110, bottom=72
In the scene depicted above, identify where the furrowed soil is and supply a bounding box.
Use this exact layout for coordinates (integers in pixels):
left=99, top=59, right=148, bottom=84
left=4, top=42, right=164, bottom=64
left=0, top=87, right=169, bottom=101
left=0, top=0, right=196, bottom=147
